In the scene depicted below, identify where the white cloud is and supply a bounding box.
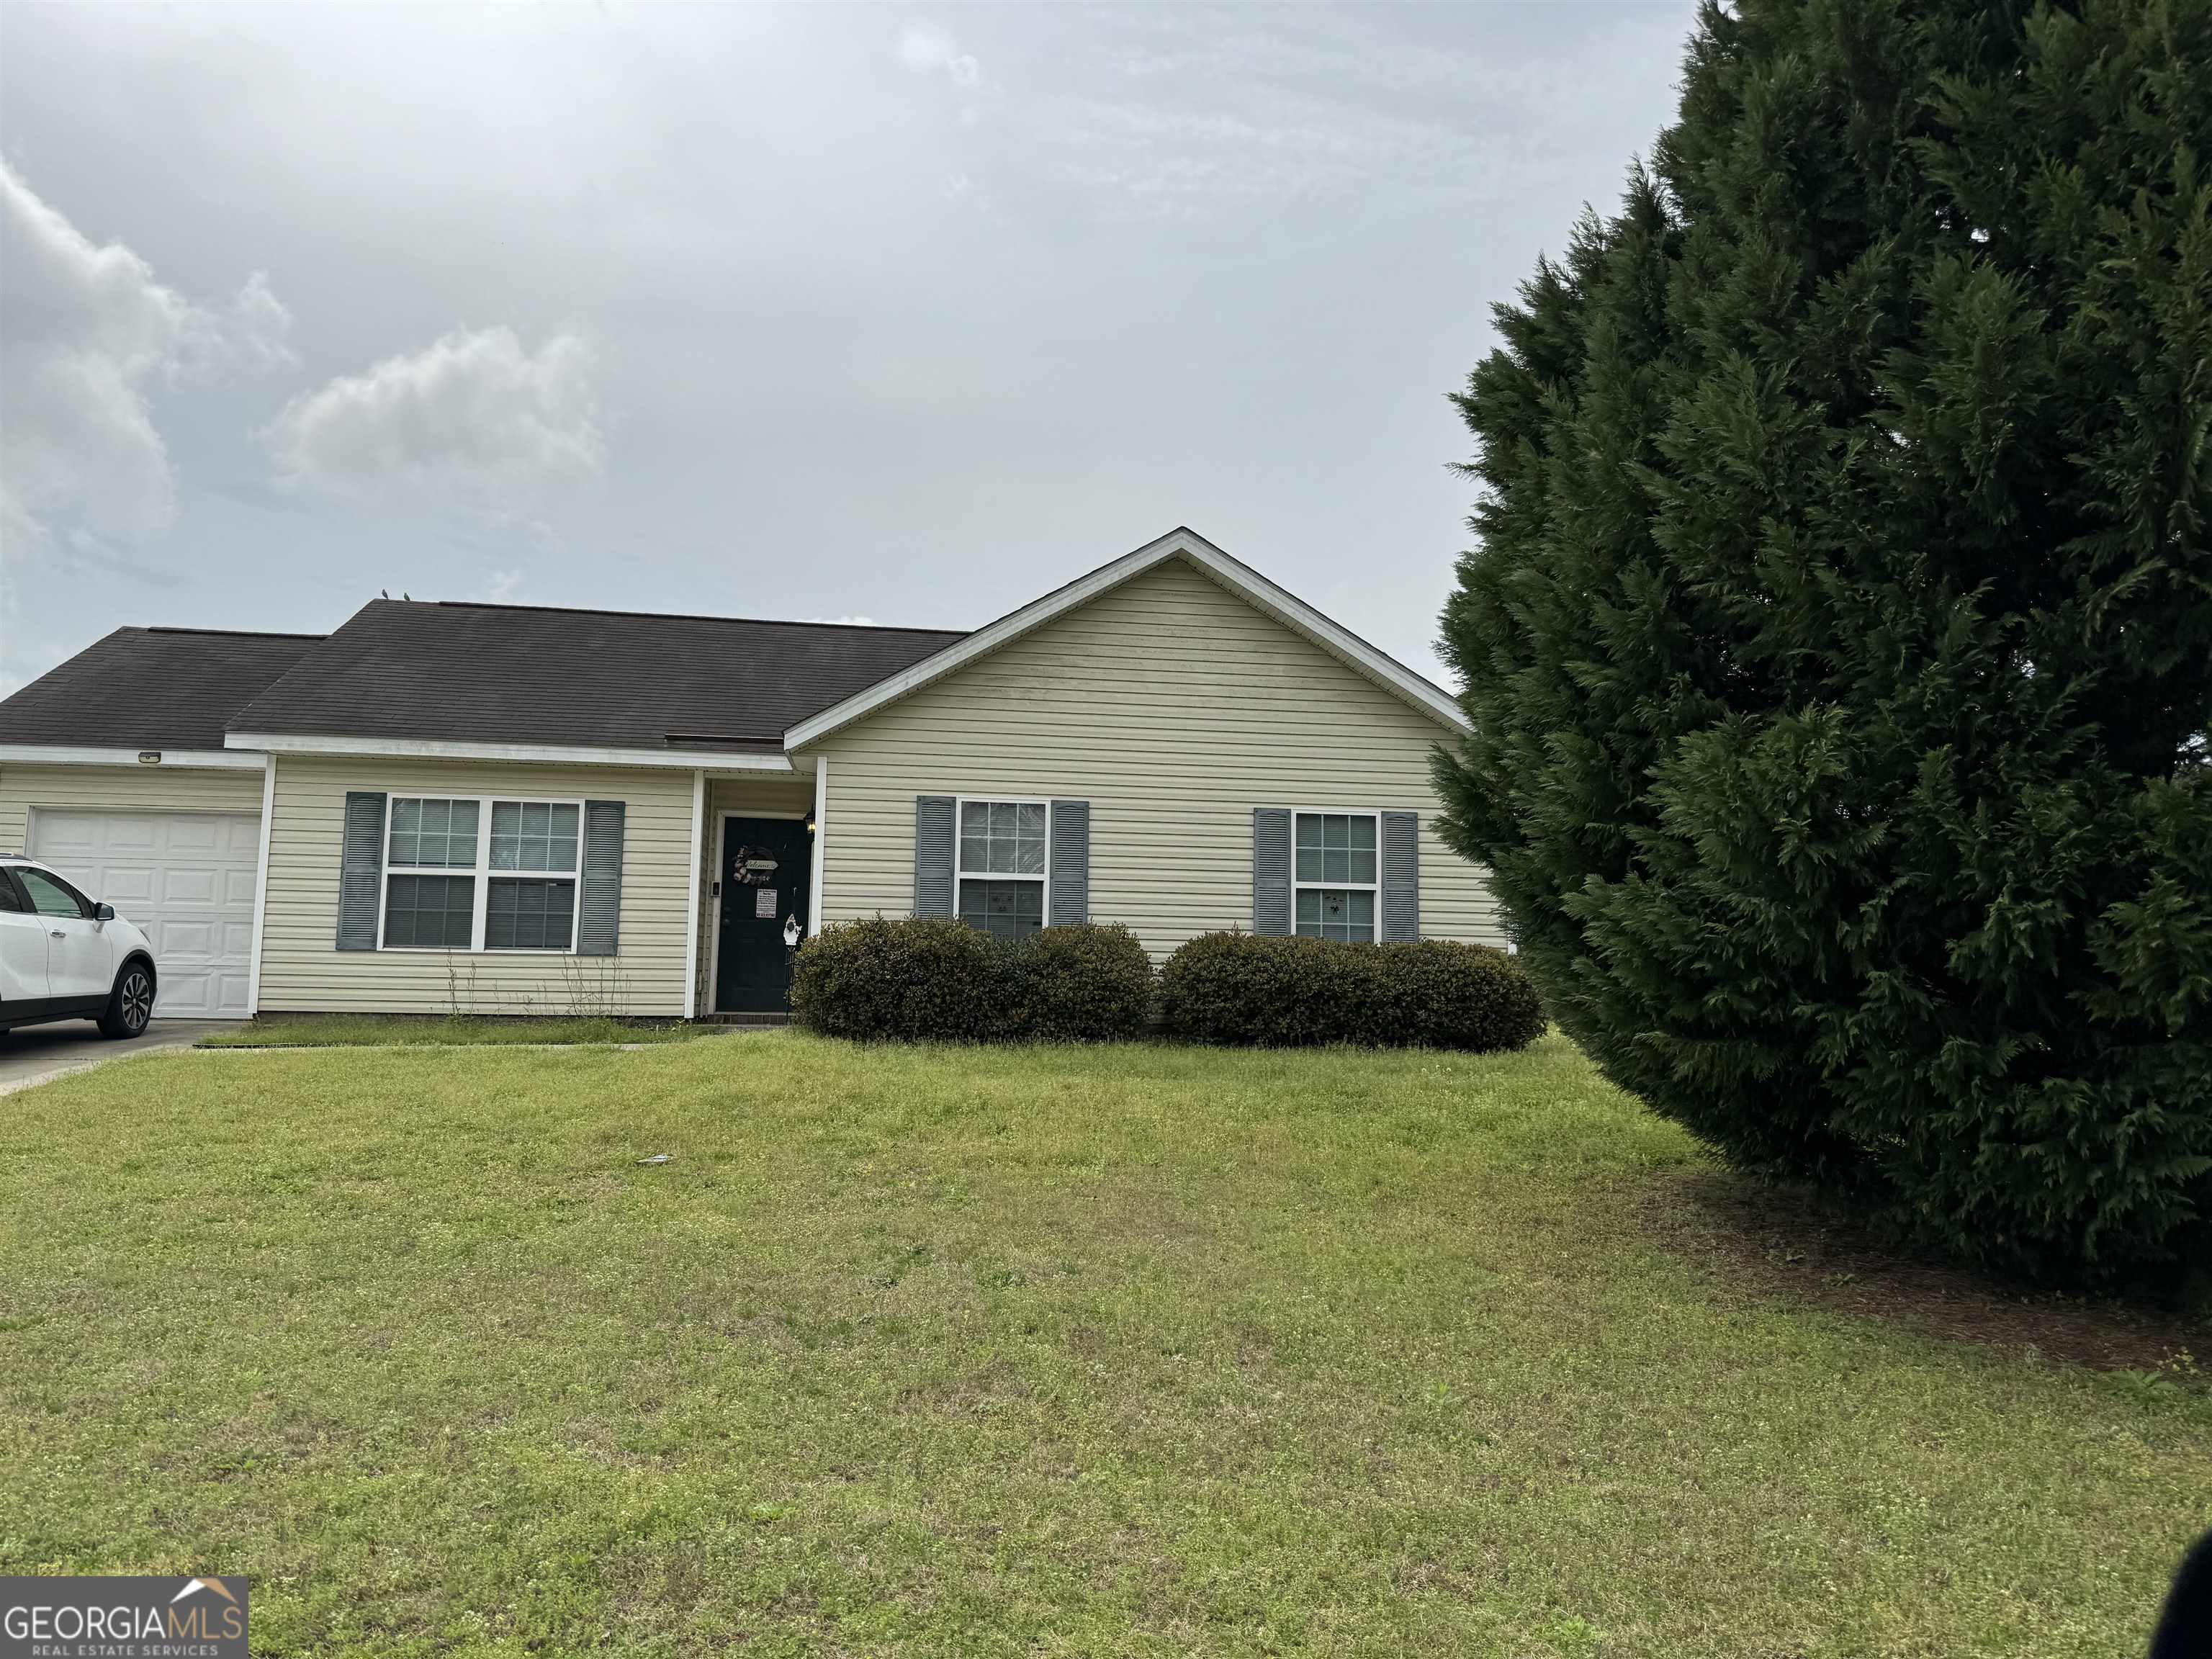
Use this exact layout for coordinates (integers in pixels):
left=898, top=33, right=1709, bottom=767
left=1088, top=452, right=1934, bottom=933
left=898, top=25, right=979, bottom=86
left=227, top=270, right=297, bottom=369
left=1, top=156, right=204, bottom=549
left=0, top=158, right=298, bottom=556
left=264, top=325, right=604, bottom=521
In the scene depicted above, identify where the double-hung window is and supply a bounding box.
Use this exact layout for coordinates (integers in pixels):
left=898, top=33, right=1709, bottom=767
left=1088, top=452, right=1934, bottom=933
left=381, top=796, right=582, bottom=952
left=1294, top=811, right=1378, bottom=941
left=956, top=799, right=1047, bottom=938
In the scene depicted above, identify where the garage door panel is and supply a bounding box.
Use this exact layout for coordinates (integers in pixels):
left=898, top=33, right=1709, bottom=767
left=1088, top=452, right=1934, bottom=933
left=102, top=869, right=159, bottom=905
left=158, top=920, right=217, bottom=958
left=155, top=967, right=221, bottom=1017
left=33, top=821, right=99, bottom=860
left=163, top=818, right=220, bottom=853
left=30, top=809, right=261, bottom=1019
left=161, top=867, right=222, bottom=904
left=105, top=820, right=162, bottom=853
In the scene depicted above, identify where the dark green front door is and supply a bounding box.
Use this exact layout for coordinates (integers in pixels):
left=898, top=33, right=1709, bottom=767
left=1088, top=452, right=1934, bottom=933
left=715, top=816, right=811, bottom=1013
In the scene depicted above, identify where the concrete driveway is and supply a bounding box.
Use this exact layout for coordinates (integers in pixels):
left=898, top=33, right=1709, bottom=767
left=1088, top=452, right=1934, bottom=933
left=0, top=1019, right=229, bottom=1096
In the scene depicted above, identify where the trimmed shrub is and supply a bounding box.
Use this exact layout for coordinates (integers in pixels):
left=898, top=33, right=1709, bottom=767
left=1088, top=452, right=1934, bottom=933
left=1009, top=922, right=1155, bottom=1042
left=1160, top=932, right=1544, bottom=1052
left=789, top=916, right=1010, bottom=1041
left=791, top=918, right=1153, bottom=1042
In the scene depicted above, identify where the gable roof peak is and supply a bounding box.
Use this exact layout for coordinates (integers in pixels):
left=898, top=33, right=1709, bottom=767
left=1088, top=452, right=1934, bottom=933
left=782, top=525, right=1468, bottom=750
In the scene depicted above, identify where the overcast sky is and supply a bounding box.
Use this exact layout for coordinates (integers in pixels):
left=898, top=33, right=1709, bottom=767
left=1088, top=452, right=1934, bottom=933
left=0, top=1, right=1694, bottom=698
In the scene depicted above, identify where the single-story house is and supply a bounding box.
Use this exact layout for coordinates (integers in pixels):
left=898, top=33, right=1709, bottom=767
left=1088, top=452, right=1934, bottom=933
left=0, top=528, right=1501, bottom=1020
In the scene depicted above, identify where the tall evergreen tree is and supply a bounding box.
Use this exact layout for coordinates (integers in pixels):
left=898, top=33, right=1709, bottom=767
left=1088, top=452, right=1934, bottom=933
left=1437, top=0, right=2211, bottom=1280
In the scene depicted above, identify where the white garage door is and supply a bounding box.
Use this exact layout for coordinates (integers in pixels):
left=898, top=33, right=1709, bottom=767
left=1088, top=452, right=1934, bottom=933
left=30, top=810, right=261, bottom=1017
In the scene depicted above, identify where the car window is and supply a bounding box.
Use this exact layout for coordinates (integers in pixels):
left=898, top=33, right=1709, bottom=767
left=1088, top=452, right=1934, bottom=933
left=0, top=871, right=26, bottom=913
left=16, top=867, right=92, bottom=920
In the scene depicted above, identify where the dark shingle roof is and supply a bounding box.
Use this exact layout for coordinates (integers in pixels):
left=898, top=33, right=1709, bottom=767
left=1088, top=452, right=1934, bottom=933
left=0, top=627, right=325, bottom=752
left=227, top=599, right=966, bottom=750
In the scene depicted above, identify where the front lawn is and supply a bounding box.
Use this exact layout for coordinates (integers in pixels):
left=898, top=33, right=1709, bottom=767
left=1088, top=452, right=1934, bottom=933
left=199, top=1013, right=722, bottom=1048
left=1, top=1034, right=2203, bottom=1656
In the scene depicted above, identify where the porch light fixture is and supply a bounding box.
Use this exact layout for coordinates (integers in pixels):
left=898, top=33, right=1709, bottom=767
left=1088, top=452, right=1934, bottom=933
left=804, top=807, right=817, bottom=836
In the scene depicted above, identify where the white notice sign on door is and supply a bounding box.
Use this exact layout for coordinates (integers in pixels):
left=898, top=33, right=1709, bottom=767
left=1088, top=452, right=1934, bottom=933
left=755, top=888, right=778, bottom=919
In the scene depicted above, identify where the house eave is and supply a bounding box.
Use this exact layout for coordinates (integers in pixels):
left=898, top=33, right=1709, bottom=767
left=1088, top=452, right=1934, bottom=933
left=0, top=743, right=266, bottom=770
left=224, top=732, right=799, bottom=773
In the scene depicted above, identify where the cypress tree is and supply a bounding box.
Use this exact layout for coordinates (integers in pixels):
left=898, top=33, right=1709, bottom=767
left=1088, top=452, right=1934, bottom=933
left=1436, top=0, right=2211, bottom=1280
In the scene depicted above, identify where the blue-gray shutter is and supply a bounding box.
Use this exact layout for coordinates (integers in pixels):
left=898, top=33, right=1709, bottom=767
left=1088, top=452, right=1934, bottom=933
left=914, top=795, right=956, bottom=918
left=1252, top=808, right=1292, bottom=935
left=1048, top=799, right=1089, bottom=925
left=577, top=799, right=625, bottom=956
left=336, top=791, right=387, bottom=950
left=1380, top=810, right=1419, bottom=942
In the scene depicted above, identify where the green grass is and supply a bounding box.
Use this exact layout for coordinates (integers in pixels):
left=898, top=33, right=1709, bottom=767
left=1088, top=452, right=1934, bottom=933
left=199, top=1013, right=724, bottom=1048
left=1, top=1033, right=2204, bottom=1656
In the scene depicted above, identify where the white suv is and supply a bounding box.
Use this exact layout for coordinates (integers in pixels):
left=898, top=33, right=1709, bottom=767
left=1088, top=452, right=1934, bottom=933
left=0, top=856, right=159, bottom=1040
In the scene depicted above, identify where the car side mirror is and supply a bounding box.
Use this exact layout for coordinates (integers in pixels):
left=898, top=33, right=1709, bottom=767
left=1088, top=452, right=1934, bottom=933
left=94, top=902, right=114, bottom=922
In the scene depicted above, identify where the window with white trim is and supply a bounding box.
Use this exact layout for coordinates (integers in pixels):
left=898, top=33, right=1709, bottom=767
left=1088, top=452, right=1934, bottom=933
left=957, top=799, right=1046, bottom=939
left=1294, top=811, right=1377, bottom=941
left=382, top=796, right=581, bottom=952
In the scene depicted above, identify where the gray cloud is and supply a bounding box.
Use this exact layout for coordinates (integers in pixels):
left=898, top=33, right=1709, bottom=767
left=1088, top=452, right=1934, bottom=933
left=1, top=1, right=1694, bottom=696
left=898, top=24, right=981, bottom=86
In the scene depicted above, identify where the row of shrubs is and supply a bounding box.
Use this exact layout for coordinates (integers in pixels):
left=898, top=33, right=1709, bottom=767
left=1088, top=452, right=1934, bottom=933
left=788, top=917, right=1545, bottom=1051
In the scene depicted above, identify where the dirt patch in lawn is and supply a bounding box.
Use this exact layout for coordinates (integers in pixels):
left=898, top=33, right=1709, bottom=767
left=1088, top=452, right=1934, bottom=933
left=1642, top=1166, right=2211, bottom=1375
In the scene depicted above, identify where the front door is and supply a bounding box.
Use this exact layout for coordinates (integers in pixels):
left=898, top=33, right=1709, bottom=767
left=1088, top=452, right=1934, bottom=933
left=715, top=816, right=811, bottom=1013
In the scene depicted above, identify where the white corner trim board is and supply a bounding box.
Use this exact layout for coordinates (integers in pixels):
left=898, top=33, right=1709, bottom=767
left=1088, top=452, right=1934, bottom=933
left=780, top=526, right=1472, bottom=750
left=683, top=770, right=706, bottom=1020
left=0, top=744, right=265, bottom=770
left=808, top=755, right=828, bottom=938
left=225, top=732, right=796, bottom=772
left=246, top=754, right=276, bottom=1015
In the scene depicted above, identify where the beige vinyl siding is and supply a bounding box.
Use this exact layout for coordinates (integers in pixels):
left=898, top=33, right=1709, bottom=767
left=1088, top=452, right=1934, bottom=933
left=0, top=763, right=266, bottom=852
left=804, top=556, right=1499, bottom=956
left=690, top=773, right=817, bottom=1011
left=257, top=755, right=699, bottom=1016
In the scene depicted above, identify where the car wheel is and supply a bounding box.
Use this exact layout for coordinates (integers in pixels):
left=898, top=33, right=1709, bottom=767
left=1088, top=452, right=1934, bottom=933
left=99, top=961, right=155, bottom=1040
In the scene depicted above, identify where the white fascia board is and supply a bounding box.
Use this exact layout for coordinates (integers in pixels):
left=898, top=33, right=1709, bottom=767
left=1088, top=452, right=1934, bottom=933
left=0, top=744, right=265, bottom=770
left=780, top=526, right=1471, bottom=750
left=224, top=731, right=796, bottom=772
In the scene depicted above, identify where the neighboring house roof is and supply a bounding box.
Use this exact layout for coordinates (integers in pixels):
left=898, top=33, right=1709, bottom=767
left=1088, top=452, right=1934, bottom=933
left=783, top=526, right=1471, bottom=750
left=225, top=598, right=967, bottom=755
left=0, top=626, right=324, bottom=757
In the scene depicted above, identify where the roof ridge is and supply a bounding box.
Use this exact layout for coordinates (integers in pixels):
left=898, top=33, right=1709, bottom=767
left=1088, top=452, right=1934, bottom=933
left=144, top=626, right=328, bottom=641
left=427, top=598, right=967, bottom=635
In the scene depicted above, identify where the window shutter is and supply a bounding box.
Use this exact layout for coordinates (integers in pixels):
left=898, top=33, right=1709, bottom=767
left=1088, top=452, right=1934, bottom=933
left=336, top=791, right=387, bottom=950
left=914, top=795, right=956, bottom=917
left=577, top=799, right=626, bottom=956
left=1380, top=811, right=1419, bottom=942
left=1048, top=799, right=1089, bottom=925
left=1251, top=808, right=1292, bottom=935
